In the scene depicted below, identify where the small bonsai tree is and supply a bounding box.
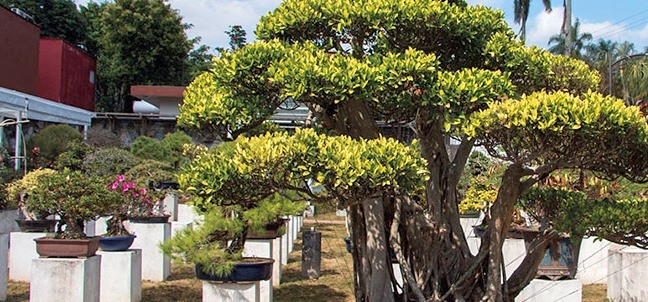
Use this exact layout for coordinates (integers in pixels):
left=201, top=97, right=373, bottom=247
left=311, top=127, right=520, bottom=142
left=54, top=141, right=94, bottom=171
left=124, top=160, right=176, bottom=189
left=161, top=131, right=193, bottom=169
left=130, top=136, right=168, bottom=163
left=24, top=170, right=121, bottom=239
left=105, top=175, right=162, bottom=236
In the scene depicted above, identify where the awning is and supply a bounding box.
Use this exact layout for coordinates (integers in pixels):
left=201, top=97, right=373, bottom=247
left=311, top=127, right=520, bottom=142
left=0, top=86, right=95, bottom=126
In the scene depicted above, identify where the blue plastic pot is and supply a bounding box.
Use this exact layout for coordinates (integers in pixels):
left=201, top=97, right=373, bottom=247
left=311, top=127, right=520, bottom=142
left=195, top=257, right=274, bottom=282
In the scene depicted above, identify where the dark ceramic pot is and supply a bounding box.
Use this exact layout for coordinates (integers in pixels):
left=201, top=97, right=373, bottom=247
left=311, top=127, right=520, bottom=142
left=34, top=236, right=100, bottom=258
left=129, top=215, right=170, bottom=223
left=195, top=257, right=274, bottom=282
left=520, top=228, right=582, bottom=280
left=248, top=219, right=287, bottom=239
left=99, top=235, right=136, bottom=251
left=154, top=181, right=179, bottom=190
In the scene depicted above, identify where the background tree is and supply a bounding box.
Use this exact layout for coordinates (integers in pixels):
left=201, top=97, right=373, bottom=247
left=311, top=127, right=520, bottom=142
left=178, top=1, right=648, bottom=301
left=226, top=25, right=247, bottom=51
left=548, top=18, right=592, bottom=58
left=513, top=0, right=552, bottom=41
left=85, top=0, right=192, bottom=112
left=0, top=0, right=87, bottom=47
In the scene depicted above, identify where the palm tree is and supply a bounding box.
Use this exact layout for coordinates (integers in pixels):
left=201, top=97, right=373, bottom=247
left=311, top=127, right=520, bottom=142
left=547, top=18, right=592, bottom=58
left=513, top=0, right=552, bottom=41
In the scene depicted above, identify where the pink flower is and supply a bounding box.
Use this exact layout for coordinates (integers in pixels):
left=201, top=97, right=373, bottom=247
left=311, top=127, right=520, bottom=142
left=117, top=175, right=125, bottom=182
left=140, top=188, right=147, bottom=195
left=110, top=181, right=119, bottom=190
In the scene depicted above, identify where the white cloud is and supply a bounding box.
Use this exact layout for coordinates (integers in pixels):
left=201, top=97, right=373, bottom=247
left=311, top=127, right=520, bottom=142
left=526, top=7, right=563, bottom=48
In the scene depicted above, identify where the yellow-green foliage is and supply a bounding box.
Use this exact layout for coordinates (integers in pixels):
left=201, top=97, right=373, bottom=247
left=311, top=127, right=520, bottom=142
left=178, top=129, right=428, bottom=210
left=7, top=168, right=57, bottom=207
left=459, top=179, right=497, bottom=214
left=466, top=91, right=648, bottom=180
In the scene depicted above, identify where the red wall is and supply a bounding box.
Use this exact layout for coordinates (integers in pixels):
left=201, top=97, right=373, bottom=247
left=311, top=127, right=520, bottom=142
left=38, top=38, right=96, bottom=111
left=0, top=6, right=40, bottom=95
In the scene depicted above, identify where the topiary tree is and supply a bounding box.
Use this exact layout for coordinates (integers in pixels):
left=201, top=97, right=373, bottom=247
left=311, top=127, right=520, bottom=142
left=160, top=131, right=193, bottom=169
left=177, top=1, right=648, bottom=300
left=130, top=135, right=168, bottom=162
left=83, top=147, right=140, bottom=179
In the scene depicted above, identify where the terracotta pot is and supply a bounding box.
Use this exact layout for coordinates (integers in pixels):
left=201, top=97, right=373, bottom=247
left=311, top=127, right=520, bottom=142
left=128, top=215, right=170, bottom=223
left=195, top=257, right=274, bottom=282
left=34, top=236, right=100, bottom=258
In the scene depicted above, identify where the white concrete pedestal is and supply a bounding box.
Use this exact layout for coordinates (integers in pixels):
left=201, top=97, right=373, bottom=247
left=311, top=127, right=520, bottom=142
left=272, top=237, right=282, bottom=284
left=503, top=238, right=526, bottom=279
left=202, top=281, right=259, bottom=302
left=163, top=193, right=179, bottom=222
left=30, top=255, right=101, bottom=302
left=287, top=217, right=294, bottom=253
left=243, top=239, right=274, bottom=302
left=177, top=204, right=203, bottom=224
left=608, top=246, right=648, bottom=301
left=576, top=237, right=612, bottom=284
left=280, top=233, right=288, bottom=265
left=9, top=232, right=54, bottom=282
left=515, top=279, right=581, bottom=302
left=171, top=221, right=192, bottom=239
left=290, top=215, right=299, bottom=247
left=0, top=234, right=8, bottom=301
left=92, top=217, right=109, bottom=236
left=97, top=249, right=142, bottom=302
left=128, top=222, right=171, bottom=281
left=459, top=217, right=480, bottom=239
left=0, top=210, right=18, bottom=234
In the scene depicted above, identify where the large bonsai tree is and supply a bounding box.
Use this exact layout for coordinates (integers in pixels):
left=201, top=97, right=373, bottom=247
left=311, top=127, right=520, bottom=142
left=177, top=0, right=648, bottom=301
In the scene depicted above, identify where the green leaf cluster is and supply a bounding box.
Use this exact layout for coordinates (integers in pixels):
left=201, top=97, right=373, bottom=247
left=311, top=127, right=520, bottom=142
left=466, top=91, right=648, bottom=180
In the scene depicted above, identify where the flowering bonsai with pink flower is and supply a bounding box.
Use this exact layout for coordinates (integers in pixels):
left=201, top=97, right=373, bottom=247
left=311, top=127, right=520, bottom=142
left=106, top=175, right=166, bottom=236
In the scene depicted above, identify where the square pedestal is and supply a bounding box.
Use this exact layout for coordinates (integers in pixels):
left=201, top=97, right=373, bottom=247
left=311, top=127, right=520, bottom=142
left=30, top=255, right=101, bottom=302
left=163, top=193, right=178, bottom=222
left=9, top=232, right=54, bottom=282
left=576, top=237, right=612, bottom=285
left=502, top=238, right=526, bottom=279
left=459, top=217, right=481, bottom=239
left=0, top=234, right=8, bottom=301
left=515, top=279, right=582, bottom=302
left=287, top=217, right=294, bottom=253
left=177, top=204, right=203, bottom=224
left=272, top=237, right=282, bottom=284
left=290, top=216, right=299, bottom=246
left=203, top=281, right=259, bottom=302
left=128, top=222, right=171, bottom=281
left=0, top=210, right=18, bottom=234
left=608, top=246, right=648, bottom=301
left=171, top=221, right=192, bottom=239
left=281, top=233, right=288, bottom=265
left=243, top=239, right=274, bottom=302
left=97, top=249, right=142, bottom=302
left=93, top=217, right=109, bottom=236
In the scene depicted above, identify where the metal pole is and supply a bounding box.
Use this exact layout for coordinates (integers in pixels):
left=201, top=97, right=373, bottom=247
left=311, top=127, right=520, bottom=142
left=14, top=111, right=22, bottom=171
left=609, top=53, right=613, bottom=96
left=564, top=0, right=572, bottom=56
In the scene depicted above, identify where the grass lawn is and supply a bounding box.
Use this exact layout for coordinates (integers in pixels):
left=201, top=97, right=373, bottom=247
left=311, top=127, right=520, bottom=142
left=5, top=217, right=607, bottom=301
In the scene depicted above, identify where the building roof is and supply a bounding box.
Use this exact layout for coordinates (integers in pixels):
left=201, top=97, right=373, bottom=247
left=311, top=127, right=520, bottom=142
left=0, top=86, right=95, bottom=126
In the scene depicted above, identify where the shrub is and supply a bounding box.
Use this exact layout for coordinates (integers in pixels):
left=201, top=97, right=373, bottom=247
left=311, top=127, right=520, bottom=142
left=86, top=128, right=122, bottom=148
left=27, top=124, right=83, bottom=168
left=54, top=142, right=94, bottom=171
left=125, top=159, right=176, bottom=188
left=83, top=147, right=140, bottom=179
left=6, top=168, right=58, bottom=218
left=161, top=131, right=193, bottom=168
left=131, top=136, right=167, bottom=162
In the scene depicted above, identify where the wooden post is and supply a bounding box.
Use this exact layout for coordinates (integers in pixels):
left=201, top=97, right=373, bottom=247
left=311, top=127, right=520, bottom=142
left=301, top=228, right=321, bottom=279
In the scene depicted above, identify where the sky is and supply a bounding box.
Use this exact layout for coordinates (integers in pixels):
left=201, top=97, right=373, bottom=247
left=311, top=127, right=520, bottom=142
left=77, top=0, right=648, bottom=53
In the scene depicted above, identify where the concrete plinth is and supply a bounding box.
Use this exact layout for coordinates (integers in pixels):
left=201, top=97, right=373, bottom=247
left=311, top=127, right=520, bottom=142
left=177, top=204, right=202, bottom=223
left=128, top=222, right=171, bottom=281
left=202, top=281, right=259, bottom=302
left=608, top=246, right=648, bottom=301
left=287, top=217, right=294, bottom=253
left=93, top=217, right=109, bottom=236
left=30, top=255, right=101, bottom=302
left=576, top=237, right=613, bottom=284
left=243, top=239, right=274, bottom=302
left=0, top=210, right=18, bottom=234
left=0, top=234, right=8, bottom=301
left=502, top=238, right=526, bottom=279
left=163, top=193, right=178, bottom=222
left=515, top=279, right=581, bottom=302
left=459, top=216, right=480, bottom=239
left=97, top=249, right=142, bottom=302
left=9, top=232, right=54, bottom=282
left=281, top=233, right=288, bottom=265
left=171, top=221, right=192, bottom=239
left=392, top=263, right=403, bottom=294
left=272, top=237, right=282, bottom=285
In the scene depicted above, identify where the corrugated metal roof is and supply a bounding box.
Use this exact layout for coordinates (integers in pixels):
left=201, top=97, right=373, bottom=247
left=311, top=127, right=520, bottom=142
left=0, top=86, right=94, bottom=126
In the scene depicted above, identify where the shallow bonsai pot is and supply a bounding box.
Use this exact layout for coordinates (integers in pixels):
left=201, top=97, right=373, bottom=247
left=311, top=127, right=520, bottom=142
left=99, top=235, right=136, bottom=251
left=34, top=236, right=100, bottom=258
left=519, top=228, right=581, bottom=280
left=459, top=211, right=481, bottom=218
left=195, top=257, right=274, bottom=282
left=128, top=215, right=170, bottom=223
left=16, top=219, right=57, bottom=233
left=154, top=181, right=179, bottom=190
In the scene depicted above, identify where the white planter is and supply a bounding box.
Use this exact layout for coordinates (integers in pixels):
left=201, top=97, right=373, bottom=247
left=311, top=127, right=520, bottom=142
left=97, top=249, right=142, bottom=302
left=30, top=255, right=101, bottom=302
